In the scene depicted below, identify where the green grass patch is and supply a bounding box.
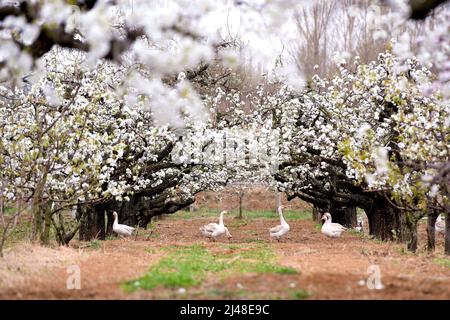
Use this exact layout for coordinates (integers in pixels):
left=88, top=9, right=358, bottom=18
left=3, top=207, right=16, bottom=215
left=124, top=243, right=298, bottom=292
left=0, top=218, right=33, bottom=247
left=145, top=248, right=157, bottom=254
left=434, top=257, right=450, bottom=268
left=246, top=239, right=266, bottom=244
left=290, top=289, right=312, bottom=300
left=347, top=229, right=365, bottom=237
left=171, top=209, right=311, bottom=220
left=396, top=247, right=413, bottom=256
left=86, top=239, right=102, bottom=250
left=206, top=288, right=247, bottom=299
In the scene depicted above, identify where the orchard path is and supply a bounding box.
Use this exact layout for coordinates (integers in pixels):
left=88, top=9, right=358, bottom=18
left=1, top=217, right=449, bottom=299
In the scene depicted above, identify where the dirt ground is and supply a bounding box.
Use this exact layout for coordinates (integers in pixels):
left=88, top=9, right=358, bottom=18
left=0, top=216, right=449, bottom=300
left=194, top=187, right=310, bottom=211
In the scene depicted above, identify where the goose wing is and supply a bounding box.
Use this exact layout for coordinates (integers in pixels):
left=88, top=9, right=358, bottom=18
left=270, top=225, right=289, bottom=238
left=201, top=223, right=219, bottom=232
left=330, top=222, right=346, bottom=231
left=321, top=224, right=344, bottom=238
left=200, top=229, right=213, bottom=237
left=115, top=224, right=134, bottom=236
left=211, top=226, right=226, bottom=238
left=270, top=224, right=283, bottom=233
left=120, top=224, right=135, bottom=232
left=200, top=223, right=220, bottom=237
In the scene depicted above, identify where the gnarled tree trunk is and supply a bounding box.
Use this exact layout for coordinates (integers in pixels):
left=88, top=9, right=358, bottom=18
left=329, top=206, right=357, bottom=228
left=77, top=203, right=106, bottom=241
left=426, top=211, right=439, bottom=252
left=445, top=213, right=450, bottom=255
left=312, top=204, right=323, bottom=222
left=405, top=214, right=419, bottom=252
left=31, top=196, right=51, bottom=245
left=364, top=196, right=406, bottom=241
left=78, top=192, right=195, bottom=241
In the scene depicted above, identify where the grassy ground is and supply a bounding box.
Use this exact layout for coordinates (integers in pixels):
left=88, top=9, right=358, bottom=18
left=169, top=208, right=311, bottom=220
left=1, top=208, right=450, bottom=299
left=124, top=243, right=298, bottom=292
left=0, top=208, right=33, bottom=249
left=435, top=257, right=450, bottom=268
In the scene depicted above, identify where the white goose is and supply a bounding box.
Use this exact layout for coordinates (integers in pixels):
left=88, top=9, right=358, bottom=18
left=355, top=216, right=364, bottom=232
left=321, top=212, right=346, bottom=238
left=269, top=206, right=290, bottom=241
left=200, top=210, right=232, bottom=241
left=435, top=214, right=445, bottom=236
left=112, top=211, right=135, bottom=237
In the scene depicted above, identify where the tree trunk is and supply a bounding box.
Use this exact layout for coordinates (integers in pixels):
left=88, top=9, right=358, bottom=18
left=0, top=192, right=4, bottom=228
left=105, top=197, right=143, bottom=235
left=329, top=206, right=357, bottom=228
left=405, top=215, right=418, bottom=252
left=312, top=204, right=322, bottom=222
left=31, top=197, right=44, bottom=241
left=118, top=198, right=138, bottom=227
left=238, top=189, right=244, bottom=219
left=427, top=211, right=439, bottom=252
left=31, top=196, right=51, bottom=245
left=78, top=204, right=106, bottom=241
left=41, top=208, right=52, bottom=245
left=445, top=214, right=450, bottom=255
left=106, top=211, right=114, bottom=236
left=365, top=196, right=406, bottom=241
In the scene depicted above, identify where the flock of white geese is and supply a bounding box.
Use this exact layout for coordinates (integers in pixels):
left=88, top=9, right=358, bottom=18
left=111, top=207, right=446, bottom=241
left=200, top=206, right=354, bottom=241
left=197, top=206, right=350, bottom=241
left=201, top=206, right=351, bottom=241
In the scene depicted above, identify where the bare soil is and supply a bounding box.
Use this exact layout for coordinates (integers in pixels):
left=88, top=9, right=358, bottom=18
left=0, top=216, right=449, bottom=300
left=194, top=187, right=310, bottom=211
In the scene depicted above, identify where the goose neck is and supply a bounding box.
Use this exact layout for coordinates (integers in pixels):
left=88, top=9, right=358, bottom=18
left=279, top=212, right=286, bottom=224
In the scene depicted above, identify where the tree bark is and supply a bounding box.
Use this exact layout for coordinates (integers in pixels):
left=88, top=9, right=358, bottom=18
left=31, top=196, right=51, bottom=245
left=427, top=211, right=439, bottom=252
left=31, top=197, right=44, bottom=241
left=41, top=208, right=52, bottom=245
left=238, top=189, right=244, bottom=219
left=405, top=215, right=419, bottom=252
left=78, top=203, right=106, bottom=241
left=118, top=198, right=138, bottom=227
left=364, top=196, right=406, bottom=241
left=329, top=206, right=357, bottom=228
left=312, top=204, right=323, bottom=222
left=53, top=210, right=85, bottom=246
left=78, top=194, right=194, bottom=240
left=445, top=214, right=450, bottom=255
left=106, top=211, right=114, bottom=236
